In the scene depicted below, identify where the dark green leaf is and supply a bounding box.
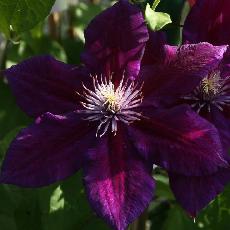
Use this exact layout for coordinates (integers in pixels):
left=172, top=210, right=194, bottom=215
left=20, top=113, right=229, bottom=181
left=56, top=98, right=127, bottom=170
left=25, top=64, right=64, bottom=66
left=39, top=172, right=110, bottom=230
left=0, top=0, right=55, bottom=37
left=162, top=205, right=197, bottom=230
left=155, top=174, right=174, bottom=200
left=0, top=80, right=30, bottom=140
left=156, top=0, right=185, bottom=44
left=0, top=127, right=23, bottom=165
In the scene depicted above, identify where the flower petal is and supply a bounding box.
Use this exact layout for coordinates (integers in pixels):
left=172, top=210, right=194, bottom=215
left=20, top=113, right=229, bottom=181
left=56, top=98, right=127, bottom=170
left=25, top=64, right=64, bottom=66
left=4, top=56, right=90, bottom=118
left=183, top=0, right=230, bottom=45
left=209, top=108, right=230, bottom=154
left=141, top=31, right=168, bottom=65
left=83, top=128, right=154, bottom=230
left=0, top=112, right=95, bottom=187
left=169, top=166, right=230, bottom=216
left=81, top=0, right=149, bottom=81
left=140, top=43, right=228, bottom=108
left=128, top=105, right=228, bottom=176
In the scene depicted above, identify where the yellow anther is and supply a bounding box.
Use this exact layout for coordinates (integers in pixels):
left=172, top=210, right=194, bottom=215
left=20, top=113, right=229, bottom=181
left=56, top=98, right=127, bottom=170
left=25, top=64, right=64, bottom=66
left=102, top=90, right=120, bottom=112
left=201, top=72, right=221, bottom=95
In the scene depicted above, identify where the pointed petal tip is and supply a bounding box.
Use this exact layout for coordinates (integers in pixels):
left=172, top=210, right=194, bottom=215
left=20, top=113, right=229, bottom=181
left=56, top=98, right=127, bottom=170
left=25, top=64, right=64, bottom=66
left=169, top=165, right=230, bottom=216
left=83, top=133, right=154, bottom=230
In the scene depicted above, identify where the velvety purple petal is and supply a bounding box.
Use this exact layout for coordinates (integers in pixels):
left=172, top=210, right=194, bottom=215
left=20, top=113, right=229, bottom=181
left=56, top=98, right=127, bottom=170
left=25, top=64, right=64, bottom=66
left=4, top=56, right=90, bottom=118
left=0, top=112, right=95, bottom=187
left=169, top=166, right=230, bottom=216
left=140, top=43, right=228, bottom=108
left=83, top=128, right=154, bottom=230
left=209, top=108, right=230, bottom=155
left=128, top=105, right=228, bottom=176
left=221, top=48, right=230, bottom=75
left=183, top=0, right=230, bottom=45
left=141, top=31, right=168, bottom=65
left=81, top=0, right=149, bottom=82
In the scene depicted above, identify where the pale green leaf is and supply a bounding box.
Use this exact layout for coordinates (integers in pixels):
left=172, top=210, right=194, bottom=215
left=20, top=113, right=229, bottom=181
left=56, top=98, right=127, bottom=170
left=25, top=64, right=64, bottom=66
left=152, top=0, right=161, bottom=10
left=145, top=3, right=172, bottom=31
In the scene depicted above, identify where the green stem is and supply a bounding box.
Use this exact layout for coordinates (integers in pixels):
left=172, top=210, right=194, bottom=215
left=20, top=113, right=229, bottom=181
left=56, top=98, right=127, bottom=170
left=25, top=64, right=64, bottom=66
left=0, top=37, right=9, bottom=71
left=152, top=0, right=161, bottom=10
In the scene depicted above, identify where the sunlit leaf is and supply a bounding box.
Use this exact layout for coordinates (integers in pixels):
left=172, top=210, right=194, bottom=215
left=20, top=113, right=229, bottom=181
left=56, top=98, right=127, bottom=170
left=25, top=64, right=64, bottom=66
left=145, top=2, right=172, bottom=31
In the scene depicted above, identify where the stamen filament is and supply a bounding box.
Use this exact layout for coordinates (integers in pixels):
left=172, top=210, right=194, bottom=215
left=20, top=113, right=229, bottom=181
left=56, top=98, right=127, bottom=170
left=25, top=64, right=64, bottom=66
left=78, top=75, right=143, bottom=137
left=183, top=71, right=230, bottom=113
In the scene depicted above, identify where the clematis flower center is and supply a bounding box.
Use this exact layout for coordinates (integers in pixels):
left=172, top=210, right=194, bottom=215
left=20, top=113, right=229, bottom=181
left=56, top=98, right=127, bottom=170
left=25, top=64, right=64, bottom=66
left=201, top=72, right=222, bottom=96
left=78, top=75, right=143, bottom=137
left=183, top=71, right=230, bottom=113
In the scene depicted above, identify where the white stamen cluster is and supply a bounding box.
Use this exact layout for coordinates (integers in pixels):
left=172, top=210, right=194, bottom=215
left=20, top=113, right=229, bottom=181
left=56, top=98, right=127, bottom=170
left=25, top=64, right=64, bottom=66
left=183, top=71, right=230, bottom=113
left=78, top=75, right=143, bottom=137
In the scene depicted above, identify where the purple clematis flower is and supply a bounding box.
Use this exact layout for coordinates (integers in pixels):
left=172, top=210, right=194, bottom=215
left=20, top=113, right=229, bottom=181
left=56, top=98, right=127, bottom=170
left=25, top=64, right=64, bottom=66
left=183, top=0, right=230, bottom=45
left=141, top=31, right=230, bottom=217
left=177, top=1, right=230, bottom=215
left=0, top=1, right=229, bottom=229
left=182, top=0, right=230, bottom=157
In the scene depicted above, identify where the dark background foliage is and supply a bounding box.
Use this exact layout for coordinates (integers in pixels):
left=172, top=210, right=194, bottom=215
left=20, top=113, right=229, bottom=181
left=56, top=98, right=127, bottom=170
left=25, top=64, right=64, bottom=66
left=0, top=0, right=230, bottom=229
